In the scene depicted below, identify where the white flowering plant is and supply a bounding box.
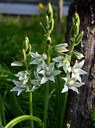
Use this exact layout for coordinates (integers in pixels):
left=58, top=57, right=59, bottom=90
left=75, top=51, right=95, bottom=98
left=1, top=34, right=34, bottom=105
left=5, top=3, right=87, bottom=128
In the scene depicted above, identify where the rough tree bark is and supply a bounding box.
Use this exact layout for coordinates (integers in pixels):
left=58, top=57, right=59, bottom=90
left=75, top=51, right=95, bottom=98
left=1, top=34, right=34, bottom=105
left=66, top=0, right=95, bottom=128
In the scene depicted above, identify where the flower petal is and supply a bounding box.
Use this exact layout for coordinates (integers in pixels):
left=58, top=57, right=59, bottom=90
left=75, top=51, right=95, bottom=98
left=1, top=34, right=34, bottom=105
left=78, top=69, right=87, bottom=75
left=73, top=50, right=84, bottom=60
left=53, top=70, right=61, bottom=76
left=30, top=52, right=37, bottom=58
left=40, top=76, right=48, bottom=84
left=49, top=75, right=55, bottom=82
left=78, top=60, right=85, bottom=68
left=39, top=70, right=45, bottom=75
left=10, top=86, right=24, bottom=96
left=52, top=56, right=63, bottom=62
left=11, top=61, right=23, bottom=67
left=69, top=86, right=79, bottom=94
left=30, top=59, right=37, bottom=64
left=12, top=80, right=22, bottom=87
left=61, top=85, right=68, bottom=93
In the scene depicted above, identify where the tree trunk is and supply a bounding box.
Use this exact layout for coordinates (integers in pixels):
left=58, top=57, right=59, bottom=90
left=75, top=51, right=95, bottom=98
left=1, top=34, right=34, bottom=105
left=66, top=0, right=95, bottom=128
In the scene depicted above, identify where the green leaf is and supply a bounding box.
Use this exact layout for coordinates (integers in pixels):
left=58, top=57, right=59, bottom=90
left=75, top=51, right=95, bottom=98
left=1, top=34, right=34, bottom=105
left=5, top=115, right=44, bottom=128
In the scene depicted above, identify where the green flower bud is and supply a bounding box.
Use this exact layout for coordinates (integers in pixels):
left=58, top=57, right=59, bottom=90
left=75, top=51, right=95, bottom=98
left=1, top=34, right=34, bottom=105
left=49, top=18, right=54, bottom=33
left=46, top=15, right=49, bottom=29
left=23, top=49, right=26, bottom=61
left=23, top=37, right=29, bottom=51
left=29, top=44, right=32, bottom=53
left=66, top=123, right=70, bottom=128
left=70, top=12, right=80, bottom=39
left=74, top=12, right=80, bottom=26
left=47, top=36, right=52, bottom=44
left=47, top=3, right=53, bottom=20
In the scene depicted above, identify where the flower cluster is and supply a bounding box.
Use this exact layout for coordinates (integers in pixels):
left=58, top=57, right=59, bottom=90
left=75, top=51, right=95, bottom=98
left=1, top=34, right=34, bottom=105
left=11, top=41, right=87, bottom=95
left=30, top=52, right=61, bottom=91
left=10, top=6, right=87, bottom=96
left=53, top=42, right=87, bottom=94
left=11, top=47, right=62, bottom=95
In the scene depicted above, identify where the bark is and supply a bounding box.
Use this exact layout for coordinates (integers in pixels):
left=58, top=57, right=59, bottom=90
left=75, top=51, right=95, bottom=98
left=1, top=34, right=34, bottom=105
left=66, top=0, right=95, bottom=128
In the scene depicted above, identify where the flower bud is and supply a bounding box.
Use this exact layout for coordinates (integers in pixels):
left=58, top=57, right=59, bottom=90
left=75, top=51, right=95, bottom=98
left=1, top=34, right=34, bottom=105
left=23, top=49, right=26, bottom=61
left=47, top=36, right=52, bottom=44
left=23, top=37, right=29, bottom=51
left=70, top=12, right=80, bottom=39
left=75, top=31, right=84, bottom=46
left=49, top=18, right=54, bottom=33
left=47, top=3, right=53, bottom=20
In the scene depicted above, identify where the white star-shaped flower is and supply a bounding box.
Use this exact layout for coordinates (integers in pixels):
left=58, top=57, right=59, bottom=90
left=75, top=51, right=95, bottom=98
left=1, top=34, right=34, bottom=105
left=53, top=55, right=71, bottom=73
left=39, top=63, right=61, bottom=84
left=10, top=80, right=30, bottom=96
left=30, top=52, right=47, bottom=72
left=71, top=60, right=87, bottom=82
left=10, top=70, right=30, bottom=96
left=61, top=76, right=84, bottom=94
left=15, top=70, right=30, bottom=84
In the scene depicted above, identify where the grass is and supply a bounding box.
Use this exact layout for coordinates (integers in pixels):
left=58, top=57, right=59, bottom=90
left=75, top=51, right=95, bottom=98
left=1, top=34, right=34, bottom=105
left=0, top=14, right=67, bottom=128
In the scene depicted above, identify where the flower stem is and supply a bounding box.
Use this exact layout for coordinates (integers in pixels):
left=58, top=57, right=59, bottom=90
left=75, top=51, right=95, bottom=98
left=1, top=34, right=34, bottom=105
left=43, top=44, right=51, bottom=127
left=60, top=41, right=74, bottom=128
left=29, top=92, right=34, bottom=128
left=60, top=92, right=68, bottom=128
left=43, top=82, right=49, bottom=127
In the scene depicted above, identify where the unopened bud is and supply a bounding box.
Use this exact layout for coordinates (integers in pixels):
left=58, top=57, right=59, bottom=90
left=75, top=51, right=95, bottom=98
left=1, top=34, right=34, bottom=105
left=49, top=18, right=54, bottom=33
left=23, top=49, right=26, bottom=61
left=47, top=3, right=53, bottom=20
left=47, top=36, right=52, bottom=44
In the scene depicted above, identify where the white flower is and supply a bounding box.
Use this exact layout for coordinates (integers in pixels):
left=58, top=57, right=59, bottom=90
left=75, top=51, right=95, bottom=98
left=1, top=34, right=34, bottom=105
left=31, top=71, right=41, bottom=92
left=61, top=76, right=84, bottom=94
left=30, top=52, right=47, bottom=72
left=55, top=43, right=68, bottom=53
left=39, top=63, right=61, bottom=84
left=73, top=50, right=84, bottom=60
left=71, top=60, right=87, bottom=82
left=15, top=70, right=30, bottom=84
left=11, top=61, right=23, bottom=67
left=10, top=80, right=30, bottom=96
left=31, top=79, right=41, bottom=92
left=10, top=70, right=30, bottom=95
left=53, top=55, right=71, bottom=73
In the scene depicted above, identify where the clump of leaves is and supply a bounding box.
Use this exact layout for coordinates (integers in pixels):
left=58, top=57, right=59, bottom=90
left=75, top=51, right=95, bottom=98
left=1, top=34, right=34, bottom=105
left=91, top=107, right=95, bottom=127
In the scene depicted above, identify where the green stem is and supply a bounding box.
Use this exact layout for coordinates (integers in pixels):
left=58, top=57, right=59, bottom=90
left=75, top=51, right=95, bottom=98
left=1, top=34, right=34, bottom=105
left=60, top=92, right=68, bottom=128
left=55, top=76, right=62, bottom=128
left=47, top=44, right=51, bottom=66
left=43, top=44, right=51, bottom=127
left=0, top=94, right=6, bottom=126
left=60, top=42, right=74, bottom=128
left=29, top=92, right=34, bottom=128
left=43, top=82, right=49, bottom=127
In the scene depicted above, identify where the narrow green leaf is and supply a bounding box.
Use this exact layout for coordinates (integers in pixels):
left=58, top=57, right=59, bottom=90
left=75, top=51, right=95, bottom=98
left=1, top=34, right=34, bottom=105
left=5, top=115, right=44, bottom=128
left=0, top=95, right=6, bottom=126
